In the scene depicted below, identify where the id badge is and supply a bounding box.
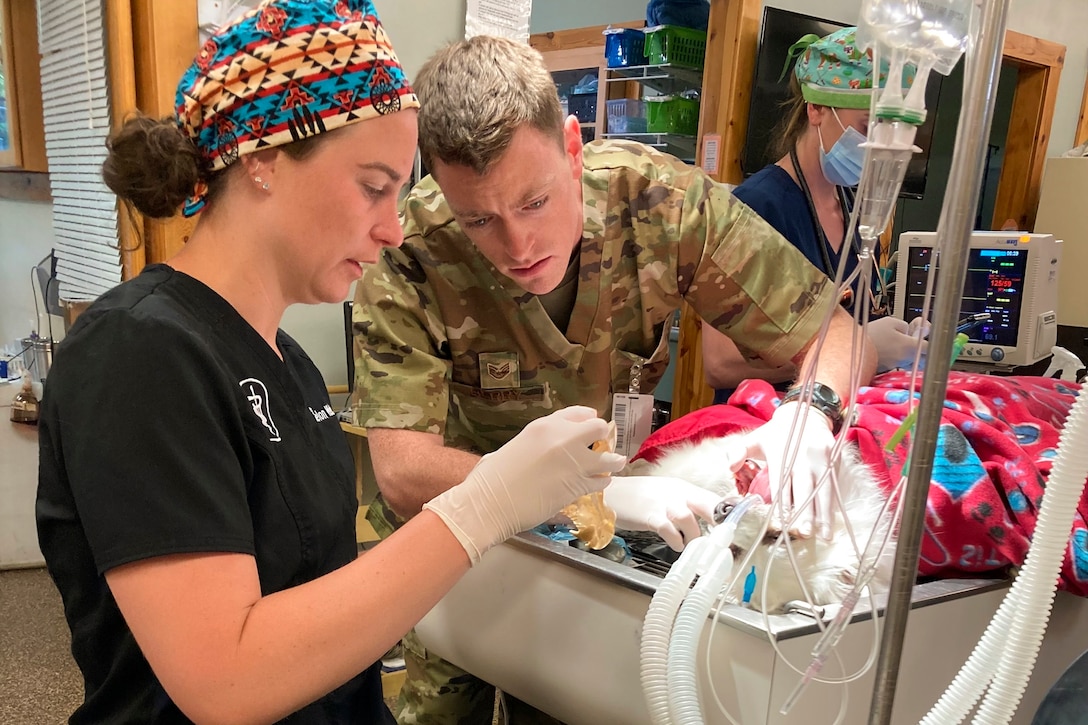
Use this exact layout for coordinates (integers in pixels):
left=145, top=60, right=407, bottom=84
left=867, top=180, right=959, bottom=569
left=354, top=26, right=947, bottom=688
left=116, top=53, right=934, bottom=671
left=611, top=393, right=655, bottom=459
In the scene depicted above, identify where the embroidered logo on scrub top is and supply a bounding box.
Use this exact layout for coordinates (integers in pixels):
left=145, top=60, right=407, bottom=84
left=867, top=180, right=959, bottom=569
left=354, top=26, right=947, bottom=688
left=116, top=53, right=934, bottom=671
left=479, top=352, right=520, bottom=389
left=240, top=377, right=281, bottom=442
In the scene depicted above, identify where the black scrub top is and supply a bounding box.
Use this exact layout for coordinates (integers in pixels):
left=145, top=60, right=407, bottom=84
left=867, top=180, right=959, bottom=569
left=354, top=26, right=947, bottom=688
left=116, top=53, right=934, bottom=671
left=36, top=265, right=392, bottom=724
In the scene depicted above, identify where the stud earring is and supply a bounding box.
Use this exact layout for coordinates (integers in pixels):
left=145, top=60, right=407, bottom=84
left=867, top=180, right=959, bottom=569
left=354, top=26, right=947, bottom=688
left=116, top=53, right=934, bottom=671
left=252, top=160, right=269, bottom=191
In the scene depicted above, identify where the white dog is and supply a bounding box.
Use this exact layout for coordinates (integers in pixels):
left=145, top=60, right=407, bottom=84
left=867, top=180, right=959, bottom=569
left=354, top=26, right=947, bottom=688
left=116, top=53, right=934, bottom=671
left=626, top=433, right=895, bottom=613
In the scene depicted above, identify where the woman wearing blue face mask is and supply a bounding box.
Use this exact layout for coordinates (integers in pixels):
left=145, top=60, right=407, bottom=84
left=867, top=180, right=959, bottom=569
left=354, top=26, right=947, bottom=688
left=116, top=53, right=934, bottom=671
left=702, top=27, right=924, bottom=403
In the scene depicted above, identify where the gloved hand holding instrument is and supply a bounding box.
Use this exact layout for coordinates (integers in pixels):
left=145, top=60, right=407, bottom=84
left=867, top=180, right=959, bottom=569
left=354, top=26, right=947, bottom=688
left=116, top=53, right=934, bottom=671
left=424, top=406, right=627, bottom=564
left=727, top=392, right=840, bottom=541
left=603, top=475, right=722, bottom=552
left=868, top=316, right=929, bottom=372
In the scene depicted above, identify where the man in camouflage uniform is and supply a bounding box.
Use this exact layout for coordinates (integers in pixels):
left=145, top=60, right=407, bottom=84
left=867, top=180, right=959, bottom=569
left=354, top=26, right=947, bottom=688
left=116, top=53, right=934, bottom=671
left=352, top=36, right=875, bottom=724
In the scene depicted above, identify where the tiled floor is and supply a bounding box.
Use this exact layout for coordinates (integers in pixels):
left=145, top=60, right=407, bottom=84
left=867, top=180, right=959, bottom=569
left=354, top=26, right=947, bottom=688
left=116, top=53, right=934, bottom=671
left=0, top=567, right=412, bottom=722
left=0, top=567, right=83, bottom=724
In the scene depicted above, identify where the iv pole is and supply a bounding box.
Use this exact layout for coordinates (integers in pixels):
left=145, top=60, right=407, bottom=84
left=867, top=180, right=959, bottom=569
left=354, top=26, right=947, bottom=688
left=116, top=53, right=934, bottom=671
left=867, top=0, right=1011, bottom=722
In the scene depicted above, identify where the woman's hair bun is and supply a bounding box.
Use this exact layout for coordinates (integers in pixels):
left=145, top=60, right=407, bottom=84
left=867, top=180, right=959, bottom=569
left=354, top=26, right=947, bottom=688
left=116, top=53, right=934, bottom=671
left=102, top=114, right=203, bottom=219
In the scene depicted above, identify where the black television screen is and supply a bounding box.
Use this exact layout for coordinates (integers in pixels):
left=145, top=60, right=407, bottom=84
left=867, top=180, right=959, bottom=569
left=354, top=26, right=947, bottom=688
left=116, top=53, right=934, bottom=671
left=741, top=6, right=941, bottom=200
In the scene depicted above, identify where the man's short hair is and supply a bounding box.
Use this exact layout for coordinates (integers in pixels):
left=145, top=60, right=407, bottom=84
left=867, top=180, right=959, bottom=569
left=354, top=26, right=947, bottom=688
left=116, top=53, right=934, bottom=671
left=415, top=35, right=565, bottom=175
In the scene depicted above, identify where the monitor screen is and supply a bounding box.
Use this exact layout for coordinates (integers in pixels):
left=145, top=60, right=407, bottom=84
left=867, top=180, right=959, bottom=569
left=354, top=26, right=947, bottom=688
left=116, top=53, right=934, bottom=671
left=901, top=246, right=1029, bottom=348
left=742, top=6, right=941, bottom=199
left=894, top=231, right=1060, bottom=369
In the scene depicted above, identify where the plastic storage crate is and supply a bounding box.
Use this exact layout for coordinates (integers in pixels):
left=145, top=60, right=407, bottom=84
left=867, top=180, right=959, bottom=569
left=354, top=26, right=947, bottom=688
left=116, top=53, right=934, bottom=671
left=645, top=95, right=700, bottom=135
left=604, top=27, right=647, bottom=68
left=606, top=98, right=647, bottom=134
left=644, top=24, right=707, bottom=69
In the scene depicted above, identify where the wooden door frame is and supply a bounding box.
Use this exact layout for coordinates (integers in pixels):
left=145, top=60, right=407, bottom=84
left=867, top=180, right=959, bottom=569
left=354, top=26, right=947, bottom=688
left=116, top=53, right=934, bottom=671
left=672, top=7, right=1067, bottom=418
left=990, top=30, right=1065, bottom=232
left=1078, top=67, right=1088, bottom=146
left=104, top=0, right=199, bottom=279
left=672, top=0, right=760, bottom=417
left=104, top=0, right=141, bottom=279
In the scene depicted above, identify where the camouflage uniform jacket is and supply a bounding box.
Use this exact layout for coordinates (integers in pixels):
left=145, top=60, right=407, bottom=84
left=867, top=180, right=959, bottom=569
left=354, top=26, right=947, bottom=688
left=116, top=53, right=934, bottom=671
left=353, top=140, right=834, bottom=454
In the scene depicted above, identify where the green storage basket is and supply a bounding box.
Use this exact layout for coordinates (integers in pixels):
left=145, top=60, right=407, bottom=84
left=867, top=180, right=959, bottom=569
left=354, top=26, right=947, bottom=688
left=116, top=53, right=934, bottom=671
left=644, top=24, right=707, bottom=69
left=645, top=96, right=700, bottom=135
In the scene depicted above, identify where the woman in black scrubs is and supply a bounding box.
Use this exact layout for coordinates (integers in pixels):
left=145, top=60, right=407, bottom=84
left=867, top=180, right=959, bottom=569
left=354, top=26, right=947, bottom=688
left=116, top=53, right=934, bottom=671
left=35, top=3, right=624, bottom=723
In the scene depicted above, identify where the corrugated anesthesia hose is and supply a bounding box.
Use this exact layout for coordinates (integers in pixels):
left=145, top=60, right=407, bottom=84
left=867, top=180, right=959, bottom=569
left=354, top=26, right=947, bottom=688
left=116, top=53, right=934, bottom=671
left=641, top=536, right=708, bottom=725
left=641, top=498, right=754, bottom=724
left=920, top=386, right=1088, bottom=724
left=667, top=544, right=736, bottom=725
left=972, top=383, right=1088, bottom=723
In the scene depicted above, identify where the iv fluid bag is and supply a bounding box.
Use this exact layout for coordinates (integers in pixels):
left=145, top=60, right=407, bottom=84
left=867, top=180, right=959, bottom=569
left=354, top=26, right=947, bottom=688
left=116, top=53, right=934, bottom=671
left=858, top=0, right=922, bottom=52
left=857, top=0, right=971, bottom=77
left=915, top=0, right=972, bottom=76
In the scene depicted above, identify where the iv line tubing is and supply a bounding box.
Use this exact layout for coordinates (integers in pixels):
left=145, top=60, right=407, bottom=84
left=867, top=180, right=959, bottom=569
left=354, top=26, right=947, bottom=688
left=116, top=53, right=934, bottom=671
left=866, top=1, right=1011, bottom=722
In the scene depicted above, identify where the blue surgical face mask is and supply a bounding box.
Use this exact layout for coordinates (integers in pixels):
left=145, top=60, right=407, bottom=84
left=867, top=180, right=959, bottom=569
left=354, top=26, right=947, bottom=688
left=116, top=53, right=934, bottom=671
left=818, top=108, right=866, bottom=187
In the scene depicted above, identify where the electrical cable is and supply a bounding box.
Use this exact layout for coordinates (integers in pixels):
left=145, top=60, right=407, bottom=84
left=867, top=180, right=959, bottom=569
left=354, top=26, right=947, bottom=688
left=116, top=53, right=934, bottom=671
left=30, top=266, right=41, bottom=340
left=32, top=253, right=57, bottom=343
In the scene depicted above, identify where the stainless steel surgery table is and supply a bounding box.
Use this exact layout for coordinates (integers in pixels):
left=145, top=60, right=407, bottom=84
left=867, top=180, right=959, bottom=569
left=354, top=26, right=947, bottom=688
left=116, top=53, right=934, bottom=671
left=415, top=531, right=1088, bottom=725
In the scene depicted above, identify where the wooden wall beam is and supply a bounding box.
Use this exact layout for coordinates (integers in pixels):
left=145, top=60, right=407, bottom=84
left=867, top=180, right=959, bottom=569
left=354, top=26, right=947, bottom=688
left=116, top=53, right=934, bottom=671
left=1077, top=66, right=1088, bottom=147
left=0, top=169, right=50, bottom=201
left=671, top=0, right=761, bottom=419
left=991, top=30, right=1064, bottom=232
left=529, top=20, right=643, bottom=53
left=696, top=0, right=760, bottom=186
left=130, top=0, right=199, bottom=269
left=105, top=0, right=144, bottom=280
left=6, top=0, right=47, bottom=172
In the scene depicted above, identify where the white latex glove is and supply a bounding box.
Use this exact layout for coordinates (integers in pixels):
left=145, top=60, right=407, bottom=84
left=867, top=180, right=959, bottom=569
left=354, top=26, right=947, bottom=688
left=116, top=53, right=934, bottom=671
left=424, top=406, right=627, bottom=564
left=727, top=401, right=836, bottom=539
left=868, top=316, right=928, bottom=372
left=603, top=476, right=722, bottom=552
left=906, top=315, right=932, bottom=340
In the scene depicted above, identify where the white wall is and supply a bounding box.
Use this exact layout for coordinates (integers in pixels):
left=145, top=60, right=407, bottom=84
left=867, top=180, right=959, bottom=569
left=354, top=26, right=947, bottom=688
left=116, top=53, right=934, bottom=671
left=373, top=0, right=467, bottom=78
left=530, top=0, right=646, bottom=32
left=0, top=199, right=58, bottom=349
left=276, top=0, right=469, bottom=389
left=0, top=198, right=56, bottom=567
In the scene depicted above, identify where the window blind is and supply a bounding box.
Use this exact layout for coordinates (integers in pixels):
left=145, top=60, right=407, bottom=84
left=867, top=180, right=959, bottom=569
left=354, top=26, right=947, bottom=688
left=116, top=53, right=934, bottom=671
left=38, top=0, right=121, bottom=301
